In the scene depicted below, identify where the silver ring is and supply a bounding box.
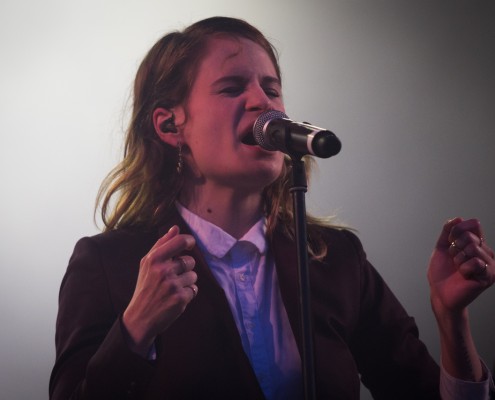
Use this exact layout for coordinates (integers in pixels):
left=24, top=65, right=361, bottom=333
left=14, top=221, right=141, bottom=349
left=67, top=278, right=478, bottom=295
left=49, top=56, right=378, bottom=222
left=479, top=236, right=485, bottom=247
left=450, top=241, right=458, bottom=249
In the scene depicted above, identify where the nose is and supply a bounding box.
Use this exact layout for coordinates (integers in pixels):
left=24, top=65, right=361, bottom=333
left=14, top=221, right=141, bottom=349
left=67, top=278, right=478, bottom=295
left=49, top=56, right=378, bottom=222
left=245, top=84, right=271, bottom=112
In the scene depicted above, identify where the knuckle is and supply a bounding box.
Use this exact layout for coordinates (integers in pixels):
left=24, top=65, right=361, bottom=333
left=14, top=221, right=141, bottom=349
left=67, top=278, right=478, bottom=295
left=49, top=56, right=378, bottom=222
left=167, top=280, right=182, bottom=294
left=145, top=249, right=160, bottom=265
left=140, top=253, right=151, bottom=267
left=183, top=255, right=195, bottom=266
left=170, top=292, right=190, bottom=308
left=172, top=234, right=189, bottom=248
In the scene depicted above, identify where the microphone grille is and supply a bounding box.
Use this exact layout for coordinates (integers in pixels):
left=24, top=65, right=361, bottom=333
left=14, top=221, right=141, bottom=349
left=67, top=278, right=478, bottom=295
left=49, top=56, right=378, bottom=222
left=253, top=110, right=288, bottom=149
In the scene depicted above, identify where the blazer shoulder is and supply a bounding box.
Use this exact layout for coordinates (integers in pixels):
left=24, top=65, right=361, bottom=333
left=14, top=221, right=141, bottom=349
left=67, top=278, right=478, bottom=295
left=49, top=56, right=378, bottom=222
left=316, top=226, right=366, bottom=261
left=66, top=228, right=159, bottom=285
left=85, top=227, right=156, bottom=247
left=77, top=227, right=157, bottom=255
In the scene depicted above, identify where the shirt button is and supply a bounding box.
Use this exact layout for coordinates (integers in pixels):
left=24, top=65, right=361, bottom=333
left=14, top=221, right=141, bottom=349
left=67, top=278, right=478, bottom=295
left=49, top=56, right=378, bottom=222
left=239, top=273, right=246, bottom=282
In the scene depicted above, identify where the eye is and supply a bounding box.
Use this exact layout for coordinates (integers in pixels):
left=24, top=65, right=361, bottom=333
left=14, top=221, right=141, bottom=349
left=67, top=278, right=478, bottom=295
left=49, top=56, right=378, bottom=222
left=263, top=87, right=280, bottom=98
left=219, top=86, right=244, bottom=96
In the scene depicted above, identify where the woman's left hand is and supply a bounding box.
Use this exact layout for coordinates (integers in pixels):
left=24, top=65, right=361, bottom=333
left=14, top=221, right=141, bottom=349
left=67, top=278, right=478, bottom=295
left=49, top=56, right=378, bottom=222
left=428, top=217, right=494, bottom=314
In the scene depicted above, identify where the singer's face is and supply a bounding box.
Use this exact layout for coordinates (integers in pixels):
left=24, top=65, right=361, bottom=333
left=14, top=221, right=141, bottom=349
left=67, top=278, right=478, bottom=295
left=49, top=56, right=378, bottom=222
left=178, top=36, right=285, bottom=192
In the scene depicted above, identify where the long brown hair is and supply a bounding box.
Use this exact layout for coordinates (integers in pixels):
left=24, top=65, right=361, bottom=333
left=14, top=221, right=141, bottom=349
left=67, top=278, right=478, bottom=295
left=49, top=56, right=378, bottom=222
left=96, top=16, right=333, bottom=258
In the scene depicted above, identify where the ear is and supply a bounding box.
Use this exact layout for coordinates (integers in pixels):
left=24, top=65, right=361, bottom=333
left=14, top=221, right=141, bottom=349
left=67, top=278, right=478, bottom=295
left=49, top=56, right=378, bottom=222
left=153, top=107, right=185, bottom=147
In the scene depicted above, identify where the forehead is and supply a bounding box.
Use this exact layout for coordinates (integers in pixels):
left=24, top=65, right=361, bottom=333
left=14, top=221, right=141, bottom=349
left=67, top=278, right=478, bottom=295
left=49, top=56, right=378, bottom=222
left=195, top=35, right=278, bottom=80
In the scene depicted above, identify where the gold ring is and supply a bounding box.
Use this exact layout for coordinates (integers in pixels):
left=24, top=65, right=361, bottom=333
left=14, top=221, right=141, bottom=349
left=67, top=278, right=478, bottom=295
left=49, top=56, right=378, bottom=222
left=188, top=286, right=198, bottom=298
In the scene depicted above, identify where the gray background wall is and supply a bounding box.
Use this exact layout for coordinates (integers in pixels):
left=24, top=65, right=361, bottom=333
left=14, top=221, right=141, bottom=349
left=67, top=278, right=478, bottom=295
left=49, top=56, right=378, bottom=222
left=1, top=1, right=493, bottom=399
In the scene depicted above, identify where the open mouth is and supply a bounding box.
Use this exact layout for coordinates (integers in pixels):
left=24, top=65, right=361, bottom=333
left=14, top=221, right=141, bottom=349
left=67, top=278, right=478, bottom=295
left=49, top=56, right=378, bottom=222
left=241, top=131, right=257, bottom=146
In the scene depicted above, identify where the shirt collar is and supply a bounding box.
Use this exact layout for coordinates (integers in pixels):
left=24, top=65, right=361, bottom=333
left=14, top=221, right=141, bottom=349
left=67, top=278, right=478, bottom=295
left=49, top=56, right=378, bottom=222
left=176, top=202, right=267, bottom=259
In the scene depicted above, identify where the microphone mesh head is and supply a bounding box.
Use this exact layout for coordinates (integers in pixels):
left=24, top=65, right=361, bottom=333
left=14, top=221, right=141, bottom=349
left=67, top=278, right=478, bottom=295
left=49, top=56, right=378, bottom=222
left=253, top=110, right=288, bottom=150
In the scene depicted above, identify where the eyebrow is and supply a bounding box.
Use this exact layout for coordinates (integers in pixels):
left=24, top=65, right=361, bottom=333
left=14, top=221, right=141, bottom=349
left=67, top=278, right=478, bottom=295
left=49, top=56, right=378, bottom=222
left=211, top=75, right=281, bottom=88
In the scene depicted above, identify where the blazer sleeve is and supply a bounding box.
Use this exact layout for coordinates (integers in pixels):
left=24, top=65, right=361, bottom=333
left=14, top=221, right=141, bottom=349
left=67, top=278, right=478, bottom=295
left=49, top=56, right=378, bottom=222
left=49, top=236, right=155, bottom=400
left=342, top=230, right=441, bottom=399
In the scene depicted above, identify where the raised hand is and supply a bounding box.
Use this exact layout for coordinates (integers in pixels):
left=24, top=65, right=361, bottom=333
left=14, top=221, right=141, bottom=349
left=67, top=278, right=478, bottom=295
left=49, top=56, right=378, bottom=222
left=428, top=217, right=494, bottom=381
left=428, top=217, right=494, bottom=313
left=122, top=225, right=197, bottom=357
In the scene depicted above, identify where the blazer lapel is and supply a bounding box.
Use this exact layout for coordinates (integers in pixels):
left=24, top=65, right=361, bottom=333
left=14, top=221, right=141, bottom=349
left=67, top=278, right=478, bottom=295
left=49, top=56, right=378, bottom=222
left=154, top=209, right=248, bottom=358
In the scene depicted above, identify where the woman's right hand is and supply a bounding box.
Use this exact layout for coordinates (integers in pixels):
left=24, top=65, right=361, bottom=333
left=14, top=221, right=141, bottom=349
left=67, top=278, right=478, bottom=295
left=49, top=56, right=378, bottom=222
left=122, top=225, right=197, bottom=357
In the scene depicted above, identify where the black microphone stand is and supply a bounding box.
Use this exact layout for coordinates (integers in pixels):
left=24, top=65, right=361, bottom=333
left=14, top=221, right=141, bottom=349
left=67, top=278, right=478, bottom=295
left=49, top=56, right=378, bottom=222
left=289, top=156, right=316, bottom=400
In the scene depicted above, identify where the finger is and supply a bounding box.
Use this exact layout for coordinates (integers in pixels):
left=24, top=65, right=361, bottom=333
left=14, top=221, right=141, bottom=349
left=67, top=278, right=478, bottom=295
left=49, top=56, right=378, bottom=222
left=479, top=237, right=495, bottom=259
left=437, top=217, right=463, bottom=249
left=458, top=257, right=492, bottom=283
left=146, top=233, right=196, bottom=266
left=449, top=231, right=480, bottom=250
left=475, top=260, right=489, bottom=278
left=448, top=218, right=483, bottom=244
left=448, top=231, right=481, bottom=260
left=452, top=238, right=493, bottom=266
left=448, top=238, right=462, bottom=258
left=184, top=284, right=199, bottom=300
left=173, top=272, right=198, bottom=300
left=452, top=248, right=468, bottom=266
left=167, top=255, right=196, bottom=277
left=486, top=246, right=494, bottom=260
left=150, top=225, right=180, bottom=251
left=157, top=270, right=197, bottom=299
left=458, top=257, right=481, bottom=279
left=140, top=226, right=181, bottom=268
left=161, top=234, right=196, bottom=255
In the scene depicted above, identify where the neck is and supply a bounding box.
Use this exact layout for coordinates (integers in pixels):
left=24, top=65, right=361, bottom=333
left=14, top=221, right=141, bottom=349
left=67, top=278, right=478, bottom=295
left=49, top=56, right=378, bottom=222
left=178, top=183, right=264, bottom=239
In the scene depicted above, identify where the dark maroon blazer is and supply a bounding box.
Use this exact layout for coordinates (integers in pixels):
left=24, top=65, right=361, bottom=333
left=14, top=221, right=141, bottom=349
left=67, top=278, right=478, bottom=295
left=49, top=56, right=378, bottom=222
left=49, top=211, right=440, bottom=399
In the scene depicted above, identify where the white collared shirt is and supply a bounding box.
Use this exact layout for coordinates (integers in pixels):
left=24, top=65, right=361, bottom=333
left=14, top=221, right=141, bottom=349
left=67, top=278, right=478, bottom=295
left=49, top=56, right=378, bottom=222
left=176, top=203, right=302, bottom=400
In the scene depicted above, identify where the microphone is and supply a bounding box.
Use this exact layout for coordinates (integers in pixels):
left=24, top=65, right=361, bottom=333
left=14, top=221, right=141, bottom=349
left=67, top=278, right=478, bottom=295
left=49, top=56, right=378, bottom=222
left=253, top=110, right=341, bottom=159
